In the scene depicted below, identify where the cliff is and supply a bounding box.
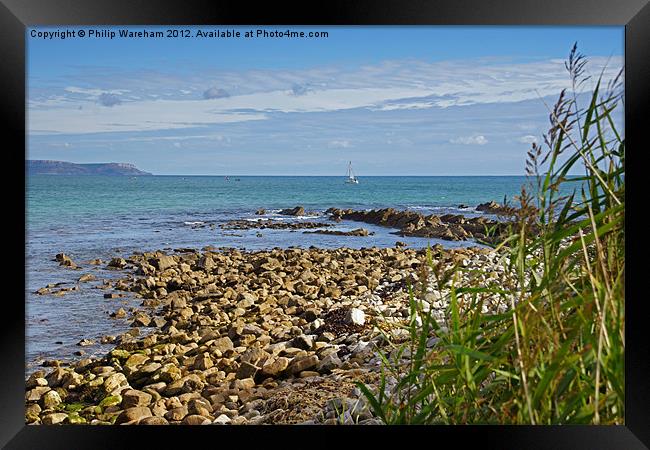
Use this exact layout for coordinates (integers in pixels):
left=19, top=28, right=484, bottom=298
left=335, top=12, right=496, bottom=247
left=27, top=160, right=152, bottom=176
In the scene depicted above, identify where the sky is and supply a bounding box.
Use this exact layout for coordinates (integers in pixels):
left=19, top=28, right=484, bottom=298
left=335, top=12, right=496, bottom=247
left=27, top=26, right=624, bottom=175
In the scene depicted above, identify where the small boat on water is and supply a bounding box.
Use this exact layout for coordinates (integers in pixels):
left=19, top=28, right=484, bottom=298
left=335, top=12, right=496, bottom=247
left=345, top=161, right=359, bottom=184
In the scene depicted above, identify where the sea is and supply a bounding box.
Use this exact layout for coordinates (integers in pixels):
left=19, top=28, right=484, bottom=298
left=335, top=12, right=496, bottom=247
left=25, top=175, right=533, bottom=373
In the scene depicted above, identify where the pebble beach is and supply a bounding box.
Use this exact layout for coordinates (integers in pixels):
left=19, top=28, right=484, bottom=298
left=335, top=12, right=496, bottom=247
left=26, top=205, right=516, bottom=425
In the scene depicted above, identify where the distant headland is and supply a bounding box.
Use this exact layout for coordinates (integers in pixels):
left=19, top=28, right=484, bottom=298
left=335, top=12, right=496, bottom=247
left=26, top=160, right=152, bottom=176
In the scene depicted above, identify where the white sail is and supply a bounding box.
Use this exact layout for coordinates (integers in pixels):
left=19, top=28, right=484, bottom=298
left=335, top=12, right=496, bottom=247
left=345, top=161, right=359, bottom=184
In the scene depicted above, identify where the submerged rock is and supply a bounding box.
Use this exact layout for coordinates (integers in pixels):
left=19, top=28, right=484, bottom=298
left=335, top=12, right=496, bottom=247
left=476, top=201, right=516, bottom=216
left=303, top=228, right=373, bottom=237
left=279, top=206, right=305, bottom=216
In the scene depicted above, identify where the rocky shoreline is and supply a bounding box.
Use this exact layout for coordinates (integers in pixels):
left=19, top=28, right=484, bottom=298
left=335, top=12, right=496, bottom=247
left=230, top=202, right=514, bottom=243
left=325, top=206, right=509, bottom=242
left=220, top=219, right=334, bottom=231
left=26, top=242, right=512, bottom=425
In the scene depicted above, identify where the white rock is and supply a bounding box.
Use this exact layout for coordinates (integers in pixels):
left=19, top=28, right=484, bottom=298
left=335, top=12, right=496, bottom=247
left=213, top=414, right=232, bottom=425
left=345, top=308, right=365, bottom=326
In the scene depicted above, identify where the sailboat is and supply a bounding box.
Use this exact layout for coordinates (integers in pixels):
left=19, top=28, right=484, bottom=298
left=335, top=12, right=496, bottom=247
left=345, top=161, right=359, bottom=184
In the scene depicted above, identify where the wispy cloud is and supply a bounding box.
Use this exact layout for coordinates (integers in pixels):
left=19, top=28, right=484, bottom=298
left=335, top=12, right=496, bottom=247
left=64, top=86, right=130, bottom=96
left=518, top=135, right=538, bottom=144
left=98, top=93, right=121, bottom=107
left=327, top=139, right=352, bottom=148
left=30, top=56, right=623, bottom=135
left=291, top=83, right=311, bottom=96
left=450, top=135, right=488, bottom=145
left=203, top=87, right=230, bottom=99
left=29, top=99, right=267, bottom=134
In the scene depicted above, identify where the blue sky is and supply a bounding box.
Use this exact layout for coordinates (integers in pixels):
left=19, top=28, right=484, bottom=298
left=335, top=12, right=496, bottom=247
left=27, top=26, right=624, bottom=175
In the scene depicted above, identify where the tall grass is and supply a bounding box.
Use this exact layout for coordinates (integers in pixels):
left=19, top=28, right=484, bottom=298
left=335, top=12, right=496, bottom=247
left=357, top=44, right=625, bottom=425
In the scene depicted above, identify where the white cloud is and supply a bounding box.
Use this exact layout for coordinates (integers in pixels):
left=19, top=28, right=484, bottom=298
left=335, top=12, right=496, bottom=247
left=64, top=86, right=130, bottom=96
left=47, top=142, right=71, bottom=147
left=450, top=135, right=488, bottom=145
left=518, top=135, right=538, bottom=144
left=203, top=87, right=230, bottom=99
left=29, top=99, right=267, bottom=134
left=32, top=56, right=623, bottom=135
left=327, top=139, right=352, bottom=148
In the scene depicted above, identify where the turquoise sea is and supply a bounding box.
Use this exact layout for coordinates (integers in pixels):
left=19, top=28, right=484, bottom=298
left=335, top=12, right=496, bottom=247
left=25, top=175, right=534, bottom=372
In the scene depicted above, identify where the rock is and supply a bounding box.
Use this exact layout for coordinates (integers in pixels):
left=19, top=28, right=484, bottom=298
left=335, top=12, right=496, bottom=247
left=188, top=398, right=213, bottom=416
left=41, top=390, right=62, bottom=408
left=124, top=353, right=149, bottom=369
left=103, top=373, right=128, bottom=394
left=212, top=337, right=234, bottom=354
left=41, top=412, right=68, bottom=425
left=151, top=255, right=176, bottom=271
left=292, top=334, right=314, bottom=350
left=345, top=308, right=365, bottom=326
left=151, top=317, right=166, bottom=328
left=110, top=308, right=127, bottom=318
left=213, top=414, right=231, bottom=424
left=476, top=201, right=515, bottom=216
left=303, top=228, right=372, bottom=237
left=27, top=376, right=48, bottom=389
left=99, top=394, right=123, bottom=408
left=77, top=339, right=95, bottom=346
left=288, top=355, right=319, bottom=375
left=241, top=323, right=264, bottom=336
left=108, top=257, right=127, bottom=269
left=157, top=364, right=182, bottom=383
left=316, top=353, right=342, bottom=373
left=65, top=414, right=87, bottom=425
left=303, top=309, right=319, bottom=322
left=26, top=386, right=51, bottom=402
left=222, top=219, right=332, bottom=231
left=299, top=370, right=320, bottom=378
left=236, top=361, right=260, bottom=379
left=193, top=353, right=214, bottom=371
left=42, top=360, right=62, bottom=367
left=140, top=416, right=169, bottom=425
left=131, top=312, right=152, bottom=327
left=165, top=406, right=188, bottom=421
left=197, top=255, right=215, bottom=271
left=114, top=406, right=152, bottom=425
left=77, top=273, right=96, bottom=283
left=100, top=335, right=116, bottom=344
left=259, top=257, right=281, bottom=271
left=56, top=253, right=77, bottom=268
left=45, top=368, right=66, bottom=387
left=279, top=206, right=305, bottom=216
left=25, top=403, right=41, bottom=422
left=182, top=415, right=211, bottom=425
left=122, top=389, right=153, bottom=408
left=171, top=296, right=187, bottom=310
left=261, top=357, right=290, bottom=377
left=358, top=418, right=383, bottom=425
left=255, top=208, right=266, bottom=215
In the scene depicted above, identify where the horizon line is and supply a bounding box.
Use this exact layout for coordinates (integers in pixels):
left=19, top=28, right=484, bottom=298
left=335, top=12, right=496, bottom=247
left=147, top=174, right=533, bottom=177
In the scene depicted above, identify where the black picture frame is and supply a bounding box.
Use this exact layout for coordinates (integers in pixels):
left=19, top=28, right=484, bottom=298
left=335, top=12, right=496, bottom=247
left=3, top=0, right=648, bottom=448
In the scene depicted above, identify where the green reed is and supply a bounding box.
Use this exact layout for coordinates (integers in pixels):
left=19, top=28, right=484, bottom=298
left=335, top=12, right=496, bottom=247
left=357, top=44, right=625, bottom=425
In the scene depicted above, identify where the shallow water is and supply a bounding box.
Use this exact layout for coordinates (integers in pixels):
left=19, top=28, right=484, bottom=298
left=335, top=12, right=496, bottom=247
left=26, top=175, right=536, bottom=373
